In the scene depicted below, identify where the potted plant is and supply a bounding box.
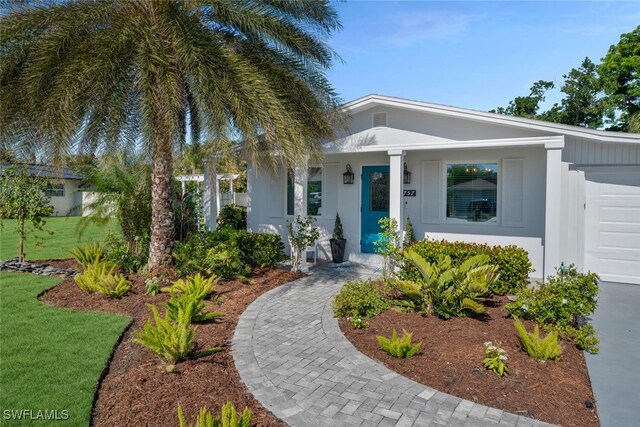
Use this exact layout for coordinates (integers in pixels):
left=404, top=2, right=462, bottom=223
left=330, top=213, right=347, bottom=263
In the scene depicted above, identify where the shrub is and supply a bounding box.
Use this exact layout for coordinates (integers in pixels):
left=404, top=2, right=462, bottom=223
left=216, top=204, right=247, bottom=231
left=483, top=342, right=508, bottom=377
left=514, top=318, right=562, bottom=361
left=144, top=277, right=161, bottom=296
left=173, top=230, right=284, bottom=278
left=374, top=217, right=401, bottom=278
left=177, top=401, right=251, bottom=427
left=505, top=264, right=599, bottom=352
left=333, top=280, right=391, bottom=319
left=70, top=243, right=104, bottom=269
left=377, top=329, right=421, bottom=358
left=132, top=304, right=197, bottom=373
left=392, top=249, right=497, bottom=319
left=165, top=293, right=224, bottom=324
left=333, top=213, right=344, bottom=240
left=161, top=273, right=218, bottom=299
left=287, top=215, right=319, bottom=272
left=74, top=260, right=131, bottom=298
left=403, top=216, right=416, bottom=247
left=403, top=239, right=532, bottom=295
left=102, top=232, right=148, bottom=273
left=348, top=316, right=369, bottom=329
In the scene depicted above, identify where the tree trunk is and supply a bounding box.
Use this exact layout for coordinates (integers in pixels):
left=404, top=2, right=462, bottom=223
left=147, top=141, right=174, bottom=269
left=18, top=216, right=25, bottom=262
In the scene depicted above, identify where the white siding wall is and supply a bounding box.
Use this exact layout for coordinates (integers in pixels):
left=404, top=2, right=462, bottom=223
left=563, top=136, right=640, bottom=165
left=559, top=163, right=586, bottom=270
left=248, top=147, right=547, bottom=276
left=48, top=180, right=81, bottom=216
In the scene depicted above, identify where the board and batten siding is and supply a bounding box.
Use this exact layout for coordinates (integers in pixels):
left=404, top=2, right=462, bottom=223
left=564, top=137, right=640, bottom=165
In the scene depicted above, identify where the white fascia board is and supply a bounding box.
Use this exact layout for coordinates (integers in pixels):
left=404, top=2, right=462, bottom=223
left=322, top=136, right=564, bottom=154
left=341, top=94, right=640, bottom=144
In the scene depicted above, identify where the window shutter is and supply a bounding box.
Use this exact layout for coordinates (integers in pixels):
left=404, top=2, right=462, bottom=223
left=501, top=158, right=524, bottom=226
left=268, top=169, right=284, bottom=218
left=421, top=161, right=441, bottom=223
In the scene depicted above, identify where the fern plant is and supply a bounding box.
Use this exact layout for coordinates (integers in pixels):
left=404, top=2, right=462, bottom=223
left=132, top=304, right=197, bottom=373
left=74, top=260, right=131, bottom=298
left=514, top=318, right=562, bottom=361
left=377, top=329, right=421, bottom=358
left=165, top=293, right=224, bottom=324
left=70, top=243, right=105, bottom=269
left=161, top=273, right=218, bottom=299
left=392, top=250, right=498, bottom=318
left=177, top=402, right=252, bottom=427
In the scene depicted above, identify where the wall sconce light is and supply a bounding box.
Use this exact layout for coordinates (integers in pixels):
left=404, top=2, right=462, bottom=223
left=403, top=162, right=412, bottom=185
left=343, top=163, right=354, bottom=184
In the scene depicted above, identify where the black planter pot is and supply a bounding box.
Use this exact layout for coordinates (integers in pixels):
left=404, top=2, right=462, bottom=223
left=330, top=238, right=347, bottom=263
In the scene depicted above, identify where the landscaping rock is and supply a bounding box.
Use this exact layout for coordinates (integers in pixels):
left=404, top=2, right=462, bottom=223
left=0, top=259, right=77, bottom=278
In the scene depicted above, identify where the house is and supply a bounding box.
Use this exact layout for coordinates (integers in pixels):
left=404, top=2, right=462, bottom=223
left=0, top=163, right=85, bottom=216
left=203, top=94, right=640, bottom=284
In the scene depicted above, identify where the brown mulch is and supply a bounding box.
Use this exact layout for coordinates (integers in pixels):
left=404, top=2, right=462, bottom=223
left=340, top=296, right=599, bottom=427
left=40, top=265, right=303, bottom=427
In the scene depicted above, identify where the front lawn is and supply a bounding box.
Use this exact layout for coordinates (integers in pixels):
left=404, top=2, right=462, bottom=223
left=0, top=273, right=131, bottom=426
left=0, top=217, right=118, bottom=261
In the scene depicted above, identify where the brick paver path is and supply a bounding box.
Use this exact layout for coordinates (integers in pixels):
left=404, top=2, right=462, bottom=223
left=233, top=264, right=552, bottom=427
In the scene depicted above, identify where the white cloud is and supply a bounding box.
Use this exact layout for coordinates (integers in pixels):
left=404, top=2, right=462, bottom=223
left=379, top=10, right=485, bottom=47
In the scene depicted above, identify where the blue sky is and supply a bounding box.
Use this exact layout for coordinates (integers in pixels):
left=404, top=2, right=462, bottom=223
left=326, top=1, right=640, bottom=111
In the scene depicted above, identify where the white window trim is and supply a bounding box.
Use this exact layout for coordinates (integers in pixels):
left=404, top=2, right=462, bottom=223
left=284, top=165, right=325, bottom=218
left=45, top=183, right=65, bottom=198
left=441, top=160, right=501, bottom=226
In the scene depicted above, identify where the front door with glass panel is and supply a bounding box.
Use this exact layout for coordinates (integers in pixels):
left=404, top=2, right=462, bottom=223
left=361, top=166, right=390, bottom=253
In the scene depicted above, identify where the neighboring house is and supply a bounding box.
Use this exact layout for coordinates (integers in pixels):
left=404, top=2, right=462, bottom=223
left=0, top=163, right=86, bottom=216
left=203, top=94, right=640, bottom=284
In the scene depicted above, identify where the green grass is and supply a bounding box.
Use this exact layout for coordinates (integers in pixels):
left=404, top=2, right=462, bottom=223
left=0, top=273, right=131, bottom=426
left=0, top=217, right=118, bottom=260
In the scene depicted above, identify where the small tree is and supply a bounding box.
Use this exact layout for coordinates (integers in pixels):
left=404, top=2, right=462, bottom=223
left=374, top=217, right=402, bottom=278
left=0, top=165, right=54, bottom=261
left=333, top=213, right=344, bottom=240
left=287, top=215, right=319, bottom=272
left=403, top=216, right=416, bottom=247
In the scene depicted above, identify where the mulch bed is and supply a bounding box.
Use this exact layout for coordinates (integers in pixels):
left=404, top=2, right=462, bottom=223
left=340, top=296, right=599, bottom=427
left=40, top=262, right=302, bottom=427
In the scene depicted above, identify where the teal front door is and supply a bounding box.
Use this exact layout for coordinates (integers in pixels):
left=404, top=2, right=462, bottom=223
left=361, top=165, right=390, bottom=253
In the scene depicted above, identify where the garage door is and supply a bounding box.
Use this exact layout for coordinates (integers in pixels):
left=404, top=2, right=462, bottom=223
left=585, top=168, right=640, bottom=284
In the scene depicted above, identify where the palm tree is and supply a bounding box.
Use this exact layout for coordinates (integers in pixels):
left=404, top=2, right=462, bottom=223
left=1, top=1, right=342, bottom=267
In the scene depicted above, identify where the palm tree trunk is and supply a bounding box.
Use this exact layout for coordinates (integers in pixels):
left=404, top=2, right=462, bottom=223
left=148, top=142, right=174, bottom=268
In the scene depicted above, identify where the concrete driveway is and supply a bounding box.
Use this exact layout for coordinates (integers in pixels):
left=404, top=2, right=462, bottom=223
left=585, top=282, right=640, bottom=427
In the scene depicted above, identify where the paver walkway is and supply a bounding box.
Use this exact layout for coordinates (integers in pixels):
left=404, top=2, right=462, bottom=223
left=233, top=263, right=552, bottom=427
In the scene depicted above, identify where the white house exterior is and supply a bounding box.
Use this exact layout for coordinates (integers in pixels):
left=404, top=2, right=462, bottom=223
left=204, top=95, right=640, bottom=284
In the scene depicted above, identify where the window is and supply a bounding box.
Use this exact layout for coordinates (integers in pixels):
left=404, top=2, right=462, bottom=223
left=446, top=163, right=498, bottom=223
left=45, top=183, right=65, bottom=197
left=307, top=167, right=322, bottom=216
left=369, top=171, right=389, bottom=211
left=286, top=167, right=323, bottom=216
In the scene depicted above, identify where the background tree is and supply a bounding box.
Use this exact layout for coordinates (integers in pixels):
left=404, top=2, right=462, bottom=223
left=1, top=1, right=342, bottom=268
left=79, top=152, right=152, bottom=251
left=0, top=165, right=53, bottom=261
left=557, top=57, right=607, bottom=128
left=490, top=80, right=555, bottom=119
left=599, top=25, right=640, bottom=131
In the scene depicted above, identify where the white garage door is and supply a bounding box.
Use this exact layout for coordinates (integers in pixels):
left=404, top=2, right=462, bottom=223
left=585, top=168, right=640, bottom=284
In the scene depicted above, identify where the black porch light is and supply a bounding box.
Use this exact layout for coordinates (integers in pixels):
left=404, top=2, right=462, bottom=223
left=403, top=162, right=412, bottom=185
left=343, top=163, right=355, bottom=184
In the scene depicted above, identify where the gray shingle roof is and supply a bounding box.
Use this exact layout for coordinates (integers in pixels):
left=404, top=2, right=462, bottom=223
left=0, top=163, right=84, bottom=180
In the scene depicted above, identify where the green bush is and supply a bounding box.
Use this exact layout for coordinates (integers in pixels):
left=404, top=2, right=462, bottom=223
left=173, top=230, right=285, bottom=278
left=165, top=293, right=224, bottom=324
left=216, top=204, right=247, bottom=231
left=505, top=264, right=600, bottom=352
left=161, top=273, right=218, bottom=299
left=514, top=318, right=562, bottom=361
left=70, top=243, right=104, bottom=269
left=132, top=304, right=197, bottom=372
left=391, top=249, right=497, bottom=319
left=333, top=279, right=391, bottom=319
left=483, top=342, right=508, bottom=377
left=377, top=329, right=421, bottom=359
left=74, top=260, right=131, bottom=298
left=178, top=401, right=251, bottom=427
left=403, top=239, right=532, bottom=295
left=102, top=232, right=149, bottom=273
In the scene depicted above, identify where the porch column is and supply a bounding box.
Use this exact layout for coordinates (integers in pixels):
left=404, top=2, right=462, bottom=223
left=294, top=159, right=309, bottom=272
left=388, top=149, right=405, bottom=237
left=544, top=141, right=564, bottom=280
left=215, top=174, right=221, bottom=219
left=203, top=159, right=218, bottom=230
